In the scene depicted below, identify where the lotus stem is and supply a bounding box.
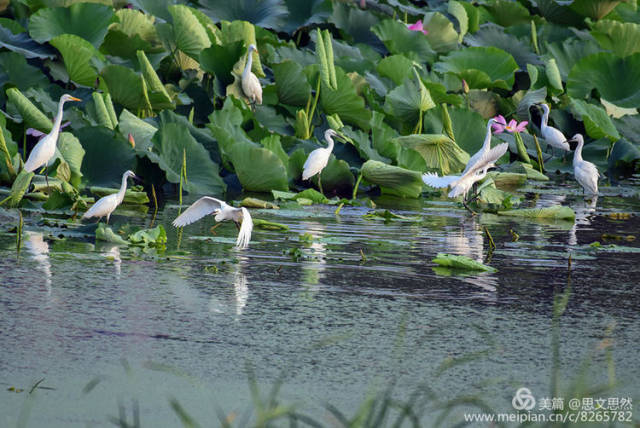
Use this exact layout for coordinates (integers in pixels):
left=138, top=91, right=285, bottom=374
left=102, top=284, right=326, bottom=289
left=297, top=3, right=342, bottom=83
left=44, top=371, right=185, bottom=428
left=150, top=183, right=158, bottom=228
left=0, top=127, right=15, bottom=177
left=484, top=226, right=496, bottom=250
left=533, top=135, right=544, bottom=173
left=352, top=172, right=363, bottom=200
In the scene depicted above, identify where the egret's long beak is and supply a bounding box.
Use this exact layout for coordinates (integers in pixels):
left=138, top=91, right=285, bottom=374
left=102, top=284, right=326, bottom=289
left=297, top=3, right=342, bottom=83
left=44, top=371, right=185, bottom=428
left=69, top=96, right=82, bottom=102
left=131, top=174, right=143, bottom=183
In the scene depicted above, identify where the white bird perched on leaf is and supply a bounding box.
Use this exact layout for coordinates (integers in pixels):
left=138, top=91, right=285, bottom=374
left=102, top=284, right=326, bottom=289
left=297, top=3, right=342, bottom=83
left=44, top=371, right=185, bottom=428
left=423, top=143, right=509, bottom=213
left=241, top=44, right=262, bottom=106
left=24, top=93, right=81, bottom=174
left=536, top=103, right=569, bottom=154
left=567, top=133, right=599, bottom=197
left=172, top=197, right=253, bottom=250
left=303, top=129, right=342, bottom=195
left=82, top=170, right=139, bottom=224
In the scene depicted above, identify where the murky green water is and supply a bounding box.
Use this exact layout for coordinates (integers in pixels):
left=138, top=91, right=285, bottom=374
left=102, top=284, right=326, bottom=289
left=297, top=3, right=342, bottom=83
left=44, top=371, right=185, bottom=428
left=1, top=178, right=639, bottom=426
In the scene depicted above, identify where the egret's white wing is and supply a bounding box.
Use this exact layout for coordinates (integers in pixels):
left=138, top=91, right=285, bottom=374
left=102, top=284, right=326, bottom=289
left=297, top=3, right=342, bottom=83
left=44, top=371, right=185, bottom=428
left=575, top=161, right=599, bottom=195
left=242, top=73, right=262, bottom=105
left=462, top=147, right=485, bottom=175
left=24, top=133, right=56, bottom=172
left=83, top=194, right=118, bottom=219
left=235, top=207, right=253, bottom=249
left=172, top=196, right=225, bottom=227
left=467, top=143, right=508, bottom=176
left=543, top=126, right=570, bottom=150
left=422, top=172, right=460, bottom=188
left=302, top=148, right=330, bottom=180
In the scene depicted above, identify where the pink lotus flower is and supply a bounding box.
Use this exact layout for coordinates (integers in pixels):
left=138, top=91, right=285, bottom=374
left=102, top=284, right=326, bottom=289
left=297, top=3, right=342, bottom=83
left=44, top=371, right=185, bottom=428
left=492, top=115, right=528, bottom=134
left=407, top=20, right=428, bottom=35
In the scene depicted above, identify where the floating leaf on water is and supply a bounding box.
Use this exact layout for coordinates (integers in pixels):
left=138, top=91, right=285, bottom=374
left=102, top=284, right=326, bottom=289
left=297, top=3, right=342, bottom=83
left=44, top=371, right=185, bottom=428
left=497, top=206, right=576, bottom=221
left=95, top=224, right=129, bottom=245
left=363, top=209, right=421, bottom=222
left=240, top=197, right=279, bottom=209
left=253, top=218, right=289, bottom=231
left=432, top=253, right=497, bottom=272
left=129, top=225, right=167, bottom=247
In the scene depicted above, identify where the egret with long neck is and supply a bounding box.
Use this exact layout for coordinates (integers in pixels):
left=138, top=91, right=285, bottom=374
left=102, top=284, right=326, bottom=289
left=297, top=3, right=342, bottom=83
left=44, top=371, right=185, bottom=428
left=24, top=93, right=81, bottom=174
left=302, top=129, right=340, bottom=195
left=463, top=118, right=496, bottom=174
left=568, top=133, right=599, bottom=196
left=82, top=170, right=139, bottom=224
left=241, top=44, right=262, bottom=106
left=538, top=103, right=569, bottom=155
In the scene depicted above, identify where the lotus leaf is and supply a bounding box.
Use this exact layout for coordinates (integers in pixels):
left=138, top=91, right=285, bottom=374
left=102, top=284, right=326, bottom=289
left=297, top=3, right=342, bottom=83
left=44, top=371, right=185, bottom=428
left=434, top=47, right=518, bottom=90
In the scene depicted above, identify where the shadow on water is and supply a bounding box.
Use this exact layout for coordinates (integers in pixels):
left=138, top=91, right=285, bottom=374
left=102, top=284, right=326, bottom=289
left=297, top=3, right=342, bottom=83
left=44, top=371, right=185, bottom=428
left=1, top=180, right=639, bottom=426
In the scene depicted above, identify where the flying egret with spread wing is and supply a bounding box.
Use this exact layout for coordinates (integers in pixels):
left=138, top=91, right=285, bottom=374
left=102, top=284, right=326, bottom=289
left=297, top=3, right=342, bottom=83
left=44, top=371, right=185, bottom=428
left=172, top=197, right=253, bottom=250
left=302, top=129, right=342, bottom=195
left=241, top=44, right=262, bottom=106
left=567, top=133, right=599, bottom=197
left=423, top=143, right=509, bottom=213
left=82, top=170, right=139, bottom=224
left=24, top=93, right=81, bottom=175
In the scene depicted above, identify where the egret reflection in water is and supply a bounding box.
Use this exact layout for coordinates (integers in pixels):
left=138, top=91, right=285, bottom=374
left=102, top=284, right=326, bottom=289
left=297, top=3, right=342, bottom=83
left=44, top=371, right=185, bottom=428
left=24, top=231, right=52, bottom=293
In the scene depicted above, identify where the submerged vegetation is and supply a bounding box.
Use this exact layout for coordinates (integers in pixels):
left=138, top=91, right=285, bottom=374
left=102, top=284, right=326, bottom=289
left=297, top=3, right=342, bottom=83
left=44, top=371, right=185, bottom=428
left=0, top=0, right=638, bottom=225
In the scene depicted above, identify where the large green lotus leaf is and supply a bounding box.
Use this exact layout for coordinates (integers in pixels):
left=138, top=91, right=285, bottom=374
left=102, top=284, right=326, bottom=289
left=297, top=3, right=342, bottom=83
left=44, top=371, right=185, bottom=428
left=281, top=0, right=331, bottom=33
left=330, top=3, right=381, bottom=48
left=50, top=34, right=103, bottom=87
left=341, top=125, right=388, bottom=163
left=361, top=160, right=423, bottom=198
left=218, top=20, right=264, bottom=77
left=149, top=122, right=225, bottom=194
left=158, top=110, right=221, bottom=165
left=464, top=25, right=539, bottom=68
left=200, top=0, right=288, bottom=30
left=5, top=87, right=53, bottom=132
left=129, top=0, right=180, bottom=22
left=102, top=9, right=162, bottom=59
left=371, top=19, right=435, bottom=62
left=118, top=109, right=157, bottom=153
left=534, top=0, right=585, bottom=26
left=28, top=3, right=115, bottom=47
left=384, top=76, right=436, bottom=128
left=260, top=134, right=289, bottom=172
left=609, top=138, right=640, bottom=173
left=7, top=170, right=34, bottom=207
left=320, top=68, right=371, bottom=131
left=614, top=114, right=640, bottom=142
left=422, top=12, right=459, bottom=53
left=168, top=5, right=211, bottom=58
left=570, top=0, right=623, bottom=19
left=570, top=99, right=620, bottom=142
left=0, top=52, right=48, bottom=91
left=199, top=41, right=245, bottom=90
left=0, top=18, right=25, bottom=34
left=53, top=132, right=84, bottom=188
left=74, top=127, right=134, bottom=187
left=393, top=134, right=470, bottom=175
left=0, top=25, right=56, bottom=59
left=317, top=156, right=354, bottom=193
left=137, top=50, right=174, bottom=110
left=273, top=60, right=311, bottom=106
left=543, top=38, right=602, bottom=81
left=376, top=54, right=414, bottom=86
left=423, top=106, right=489, bottom=155
left=448, top=1, right=468, bottom=42
left=434, top=47, right=518, bottom=90
left=228, top=142, right=289, bottom=192
left=591, top=20, right=640, bottom=57
left=567, top=52, right=640, bottom=109
left=484, top=0, right=532, bottom=26
left=101, top=65, right=145, bottom=111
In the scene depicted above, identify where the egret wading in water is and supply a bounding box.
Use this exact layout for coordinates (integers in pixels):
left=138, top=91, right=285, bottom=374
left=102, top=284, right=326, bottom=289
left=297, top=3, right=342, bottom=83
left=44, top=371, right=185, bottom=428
left=535, top=103, right=569, bottom=156
left=567, top=133, right=599, bottom=197
left=423, top=143, right=509, bottom=214
left=241, top=44, right=262, bottom=107
left=172, top=197, right=253, bottom=250
left=303, top=129, right=343, bottom=195
left=24, top=94, right=81, bottom=182
left=82, top=170, right=139, bottom=224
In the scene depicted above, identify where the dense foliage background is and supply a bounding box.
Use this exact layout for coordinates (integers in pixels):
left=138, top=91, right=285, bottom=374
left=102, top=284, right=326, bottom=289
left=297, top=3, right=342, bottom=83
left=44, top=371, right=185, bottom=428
left=0, top=0, right=639, bottom=210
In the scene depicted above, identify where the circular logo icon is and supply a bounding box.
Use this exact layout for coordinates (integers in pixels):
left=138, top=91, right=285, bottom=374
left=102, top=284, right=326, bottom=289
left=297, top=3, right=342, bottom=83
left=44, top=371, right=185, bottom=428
left=512, top=387, right=536, bottom=411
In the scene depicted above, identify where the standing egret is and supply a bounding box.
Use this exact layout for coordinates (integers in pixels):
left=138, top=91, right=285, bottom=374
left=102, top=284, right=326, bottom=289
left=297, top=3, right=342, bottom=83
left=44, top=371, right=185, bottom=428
left=82, top=170, right=139, bottom=224
left=241, top=44, right=262, bottom=107
left=423, top=143, right=508, bottom=213
left=536, top=103, right=569, bottom=155
left=24, top=93, right=81, bottom=178
left=172, top=197, right=253, bottom=250
left=567, top=133, right=599, bottom=196
left=463, top=118, right=496, bottom=174
left=303, top=129, right=341, bottom=195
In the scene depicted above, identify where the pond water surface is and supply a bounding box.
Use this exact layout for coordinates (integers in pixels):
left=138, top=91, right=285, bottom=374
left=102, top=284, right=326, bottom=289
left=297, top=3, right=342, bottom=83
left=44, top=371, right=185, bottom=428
left=1, top=178, right=639, bottom=426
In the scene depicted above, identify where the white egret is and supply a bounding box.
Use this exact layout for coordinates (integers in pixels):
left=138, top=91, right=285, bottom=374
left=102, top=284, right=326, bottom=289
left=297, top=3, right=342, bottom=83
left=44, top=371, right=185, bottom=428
left=24, top=94, right=81, bottom=174
left=82, top=170, right=139, bottom=224
left=568, top=133, right=599, bottom=196
left=423, top=143, right=508, bottom=213
left=537, top=103, right=570, bottom=154
left=241, top=44, right=262, bottom=106
left=303, top=129, right=341, bottom=195
left=172, top=197, right=253, bottom=249
left=462, top=118, right=496, bottom=174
